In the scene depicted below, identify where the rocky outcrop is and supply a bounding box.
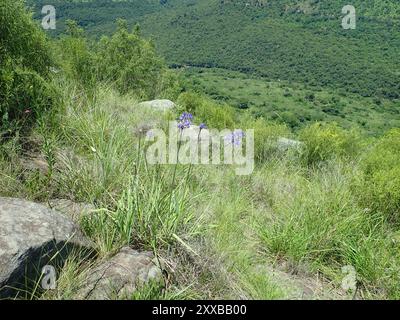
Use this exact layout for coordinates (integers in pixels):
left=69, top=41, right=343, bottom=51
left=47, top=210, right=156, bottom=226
left=46, top=199, right=95, bottom=223
left=137, top=99, right=175, bottom=111
left=77, top=247, right=163, bottom=300
left=20, top=154, right=49, bottom=175
left=0, top=198, right=94, bottom=298
left=277, top=137, right=304, bottom=151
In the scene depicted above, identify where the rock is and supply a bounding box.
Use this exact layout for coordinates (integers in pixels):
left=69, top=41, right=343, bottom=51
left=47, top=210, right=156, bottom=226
left=137, top=99, right=175, bottom=111
left=0, top=198, right=94, bottom=298
left=77, top=247, right=163, bottom=300
left=46, top=199, right=95, bottom=223
left=277, top=137, right=304, bottom=151
left=20, top=155, right=49, bottom=175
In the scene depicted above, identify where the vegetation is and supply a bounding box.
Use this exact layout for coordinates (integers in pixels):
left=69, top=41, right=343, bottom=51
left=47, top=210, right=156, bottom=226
left=1, top=0, right=400, bottom=300
left=0, top=0, right=58, bottom=134
left=183, top=67, right=400, bottom=135
left=28, top=0, right=400, bottom=100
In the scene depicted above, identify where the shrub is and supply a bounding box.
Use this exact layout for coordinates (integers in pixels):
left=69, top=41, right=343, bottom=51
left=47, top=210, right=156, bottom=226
left=0, top=0, right=56, bottom=133
left=58, top=19, right=179, bottom=100
left=0, top=0, right=52, bottom=75
left=279, top=111, right=300, bottom=128
left=299, top=122, right=362, bottom=166
left=0, top=66, right=58, bottom=132
left=355, top=129, right=400, bottom=222
left=153, top=68, right=182, bottom=101
left=95, top=20, right=167, bottom=99
left=57, top=20, right=97, bottom=92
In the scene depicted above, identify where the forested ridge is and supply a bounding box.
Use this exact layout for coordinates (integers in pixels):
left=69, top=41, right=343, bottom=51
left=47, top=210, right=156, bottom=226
left=28, top=0, right=400, bottom=100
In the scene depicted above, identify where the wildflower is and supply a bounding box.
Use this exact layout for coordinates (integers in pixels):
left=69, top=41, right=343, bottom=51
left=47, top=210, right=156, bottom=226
left=179, top=112, right=193, bottom=122
left=177, top=112, right=193, bottom=130
left=199, top=123, right=207, bottom=130
left=146, top=130, right=155, bottom=138
left=225, top=129, right=245, bottom=147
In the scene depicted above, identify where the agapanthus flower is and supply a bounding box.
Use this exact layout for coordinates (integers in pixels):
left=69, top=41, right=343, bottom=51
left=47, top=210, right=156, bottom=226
left=179, top=112, right=193, bottom=121
left=177, top=112, right=193, bottom=130
left=225, top=129, right=245, bottom=147
left=146, top=130, right=155, bottom=138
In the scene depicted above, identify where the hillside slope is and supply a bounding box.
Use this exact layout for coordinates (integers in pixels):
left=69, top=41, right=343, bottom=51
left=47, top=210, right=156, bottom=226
left=29, top=0, right=400, bottom=100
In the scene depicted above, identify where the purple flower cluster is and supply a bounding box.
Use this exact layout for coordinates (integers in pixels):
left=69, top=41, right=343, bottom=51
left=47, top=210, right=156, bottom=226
left=146, top=130, right=155, bottom=138
left=225, top=129, right=245, bottom=147
left=177, top=112, right=193, bottom=130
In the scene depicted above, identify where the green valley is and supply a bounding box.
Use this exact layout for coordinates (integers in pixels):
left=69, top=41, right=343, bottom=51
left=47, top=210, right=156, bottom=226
left=26, top=0, right=400, bottom=133
left=28, top=0, right=400, bottom=99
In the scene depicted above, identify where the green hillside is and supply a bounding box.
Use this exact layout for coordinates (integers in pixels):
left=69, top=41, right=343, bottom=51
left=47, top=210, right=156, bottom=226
left=28, top=0, right=400, bottom=100
left=3, top=0, right=400, bottom=300
left=183, top=67, right=400, bottom=135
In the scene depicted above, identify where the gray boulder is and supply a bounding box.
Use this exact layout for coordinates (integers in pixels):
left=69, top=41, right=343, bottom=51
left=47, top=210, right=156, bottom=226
left=46, top=199, right=95, bottom=223
left=277, top=137, right=304, bottom=151
left=77, top=247, right=163, bottom=300
left=137, top=99, right=175, bottom=111
left=20, top=154, right=49, bottom=175
left=0, top=198, right=94, bottom=298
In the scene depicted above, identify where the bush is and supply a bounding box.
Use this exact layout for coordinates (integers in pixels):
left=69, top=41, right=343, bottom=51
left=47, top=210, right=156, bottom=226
left=58, top=19, right=179, bottom=100
left=0, top=0, right=52, bottom=75
left=1, top=67, right=58, bottom=132
left=355, top=129, right=400, bottom=222
left=299, top=122, right=362, bottom=166
left=154, top=68, right=182, bottom=101
left=0, top=0, right=56, bottom=133
left=95, top=20, right=167, bottom=99
left=57, top=20, right=97, bottom=92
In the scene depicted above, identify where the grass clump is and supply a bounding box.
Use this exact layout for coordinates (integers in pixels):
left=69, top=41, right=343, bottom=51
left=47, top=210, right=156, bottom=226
left=256, top=160, right=400, bottom=298
left=355, top=129, right=400, bottom=224
left=299, top=122, right=363, bottom=166
left=82, top=170, right=200, bottom=253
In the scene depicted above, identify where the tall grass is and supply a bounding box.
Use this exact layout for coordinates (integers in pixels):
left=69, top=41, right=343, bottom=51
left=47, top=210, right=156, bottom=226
left=2, top=71, right=400, bottom=300
left=41, top=84, right=201, bottom=261
left=82, top=168, right=201, bottom=253
left=256, top=159, right=400, bottom=298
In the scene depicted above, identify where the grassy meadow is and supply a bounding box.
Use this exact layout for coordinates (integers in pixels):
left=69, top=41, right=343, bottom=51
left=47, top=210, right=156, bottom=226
left=183, top=67, right=400, bottom=135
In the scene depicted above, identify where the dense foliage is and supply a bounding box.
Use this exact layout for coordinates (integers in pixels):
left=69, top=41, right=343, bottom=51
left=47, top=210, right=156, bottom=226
left=356, top=129, right=400, bottom=223
left=57, top=18, right=180, bottom=99
left=28, top=0, right=400, bottom=100
left=0, top=0, right=57, bottom=133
